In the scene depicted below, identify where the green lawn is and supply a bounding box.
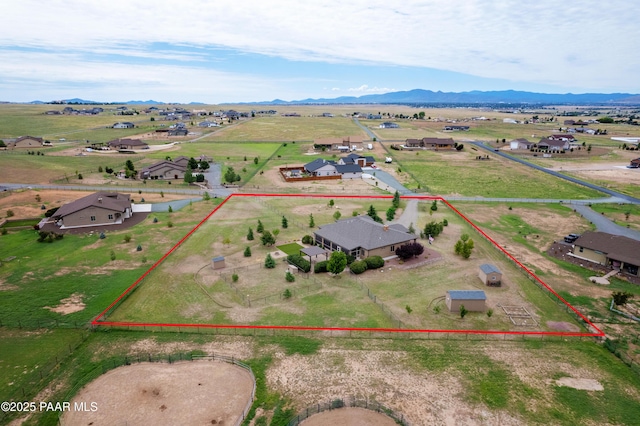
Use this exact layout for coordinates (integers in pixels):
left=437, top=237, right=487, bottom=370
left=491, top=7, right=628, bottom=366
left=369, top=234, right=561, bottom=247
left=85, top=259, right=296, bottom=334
left=276, top=242, right=304, bottom=256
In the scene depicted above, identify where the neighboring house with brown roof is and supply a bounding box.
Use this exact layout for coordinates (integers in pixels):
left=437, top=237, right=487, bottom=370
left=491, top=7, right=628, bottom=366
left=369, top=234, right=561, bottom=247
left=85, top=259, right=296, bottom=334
left=173, top=156, right=190, bottom=168
left=9, top=136, right=44, bottom=148
left=313, top=136, right=363, bottom=151
left=338, top=153, right=375, bottom=167
left=139, top=160, right=187, bottom=180
left=404, top=137, right=456, bottom=150
left=537, top=138, right=570, bottom=151
left=107, top=138, right=149, bottom=151
left=314, top=216, right=416, bottom=259
left=571, top=231, right=640, bottom=276
left=549, top=134, right=577, bottom=142
left=51, top=192, right=132, bottom=229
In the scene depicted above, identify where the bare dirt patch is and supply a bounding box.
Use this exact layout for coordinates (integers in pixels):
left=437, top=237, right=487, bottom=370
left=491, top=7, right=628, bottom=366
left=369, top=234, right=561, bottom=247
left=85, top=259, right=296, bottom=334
left=45, top=293, right=85, bottom=315
left=62, top=361, right=254, bottom=426
left=300, top=407, right=398, bottom=426
left=546, top=321, right=581, bottom=332
left=555, top=377, right=603, bottom=391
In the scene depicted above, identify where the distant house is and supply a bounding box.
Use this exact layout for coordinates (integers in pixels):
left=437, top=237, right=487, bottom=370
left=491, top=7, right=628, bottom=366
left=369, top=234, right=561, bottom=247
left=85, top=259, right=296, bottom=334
left=479, top=264, right=502, bottom=287
left=510, top=138, right=534, bottom=150
left=168, top=128, right=188, bottom=136
left=404, top=137, right=456, bottom=150
left=112, top=122, right=135, bottom=129
left=51, top=192, right=132, bottom=229
left=367, top=114, right=382, bottom=120
left=379, top=122, right=399, bottom=129
left=314, top=216, right=416, bottom=259
left=139, top=160, right=187, bottom=180
left=198, top=121, right=219, bottom=127
left=571, top=231, right=640, bottom=276
left=445, top=290, right=487, bottom=312
left=338, top=153, right=375, bottom=168
left=9, top=136, right=44, bottom=148
left=443, top=125, right=469, bottom=131
left=107, top=138, right=149, bottom=151
left=537, top=138, right=569, bottom=152
left=313, top=136, right=363, bottom=151
left=321, top=112, right=334, bottom=117
left=548, top=134, right=577, bottom=142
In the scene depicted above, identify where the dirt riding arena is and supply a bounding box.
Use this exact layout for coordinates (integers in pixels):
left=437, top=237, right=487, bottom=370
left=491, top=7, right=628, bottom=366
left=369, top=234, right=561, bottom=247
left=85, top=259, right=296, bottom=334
left=300, top=407, right=398, bottom=426
left=62, top=361, right=254, bottom=426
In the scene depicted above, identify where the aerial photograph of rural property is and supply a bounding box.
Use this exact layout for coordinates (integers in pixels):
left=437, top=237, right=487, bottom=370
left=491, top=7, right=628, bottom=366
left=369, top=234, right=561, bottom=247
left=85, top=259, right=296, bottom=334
left=2, top=1, right=640, bottom=425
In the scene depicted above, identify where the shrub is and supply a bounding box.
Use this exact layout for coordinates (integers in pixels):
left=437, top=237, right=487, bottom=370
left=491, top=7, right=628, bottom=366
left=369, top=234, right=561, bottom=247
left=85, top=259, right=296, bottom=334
left=244, top=246, right=252, bottom=257
left=287, top=254, right=311, bottom=273
left=314, top=260, right=328, bottom=273
left=460, top=304, right=468, bottom=319
left=168, top=205, right=173, bottom=213
left=301, top=234, right=314, bottom=245
left=264, top=253, right=276, bottom=269
left=364, top=255, right=385, bottom=269
left=349, top=260, right=368, bottom=274
left=6, top=210, right=14, bottom=218
left=110, top=250, right=116, bottom=261
left=44, top=207, right=59, bottom=218
left=247, top=228, right=254, bottom=240
left=285, top=271, right=295, bottom=282
left=283, top=288, right=292, bottom=299
left=487, top=308, right=494, bottom=318
left=136, top=244, right=142, bottom=251
left=167, top=221, right=173, bottom=228
left=1, top=228, right=7, bottom=235
left=232, top=273, right=239, bottom=282
left=123, top=234, right=132, bottom=243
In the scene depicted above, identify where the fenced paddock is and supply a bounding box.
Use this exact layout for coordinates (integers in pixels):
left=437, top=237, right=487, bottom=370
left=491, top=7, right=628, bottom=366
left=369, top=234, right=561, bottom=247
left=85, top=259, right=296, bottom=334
left=287, top=395, right=409, bottom=426
left=60, top=352, right=255, bottom=426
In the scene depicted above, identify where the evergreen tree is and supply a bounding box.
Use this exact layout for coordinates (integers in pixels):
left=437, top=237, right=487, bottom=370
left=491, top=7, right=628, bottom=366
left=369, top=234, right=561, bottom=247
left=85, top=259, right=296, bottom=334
left=188, top=157, right=199, bottom=170
left=281, top=216, right=288, bottom=228
left=256, top=220, right=264, bottom=233
left=261, top=230, right=276, bottom=246
left=244, top=246, right=252, bottom=257
left=309, top=214, right=315, bottom=228
left=184, top=167, right=195, bottom=183
left=264, top=253, right=276, bottom=268
left=392, top=191, right=400, bottom=208
left=247, top=227, right=254, bottom=240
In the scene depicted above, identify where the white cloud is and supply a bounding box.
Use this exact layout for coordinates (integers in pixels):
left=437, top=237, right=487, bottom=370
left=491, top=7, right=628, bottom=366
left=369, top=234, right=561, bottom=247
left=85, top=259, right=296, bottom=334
left=1, top=1, right=639, bottom=93
left=347, top=85, right=396, bottom=93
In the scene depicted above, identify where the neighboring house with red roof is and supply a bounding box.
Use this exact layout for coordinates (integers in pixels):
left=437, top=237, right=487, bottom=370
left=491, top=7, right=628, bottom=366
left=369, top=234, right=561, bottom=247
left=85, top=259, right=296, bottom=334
left=52, top=192, right=132, bottom=229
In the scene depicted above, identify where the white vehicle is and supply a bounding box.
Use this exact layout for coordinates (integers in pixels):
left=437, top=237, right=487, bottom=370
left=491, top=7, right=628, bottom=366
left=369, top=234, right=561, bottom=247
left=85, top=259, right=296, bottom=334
left=367, top=143, right=373, bottom=150
left=385, top=157, right=393, bottom=163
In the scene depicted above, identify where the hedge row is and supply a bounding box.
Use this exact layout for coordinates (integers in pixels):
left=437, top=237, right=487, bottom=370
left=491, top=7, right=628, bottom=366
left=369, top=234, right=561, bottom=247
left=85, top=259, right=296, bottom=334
left=287, top=254, right=311, bottom=273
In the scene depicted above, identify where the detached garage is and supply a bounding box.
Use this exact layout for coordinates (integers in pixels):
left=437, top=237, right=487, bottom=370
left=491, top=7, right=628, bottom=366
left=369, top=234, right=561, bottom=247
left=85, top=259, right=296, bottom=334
left=445, top=290, right=487, bottom=313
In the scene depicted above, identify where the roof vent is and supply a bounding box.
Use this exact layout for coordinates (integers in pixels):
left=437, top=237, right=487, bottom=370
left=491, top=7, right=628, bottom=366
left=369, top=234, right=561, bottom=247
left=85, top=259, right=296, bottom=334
left=98, top=197, right=102, bottom=203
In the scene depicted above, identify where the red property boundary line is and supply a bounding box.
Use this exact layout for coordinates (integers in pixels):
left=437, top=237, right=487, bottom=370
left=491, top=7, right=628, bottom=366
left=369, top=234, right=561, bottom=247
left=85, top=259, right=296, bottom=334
left=92, top=193, right=605, bottom=338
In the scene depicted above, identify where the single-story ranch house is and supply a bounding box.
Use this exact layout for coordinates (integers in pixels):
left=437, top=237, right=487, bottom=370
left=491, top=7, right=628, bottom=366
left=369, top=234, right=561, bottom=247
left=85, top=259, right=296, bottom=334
left=7, top=136, right=44, bottom=148
left=338, top=153, right=375, bottom=168
left=536, top=138, right=570, bottom=152
left=303, top=158, right=363, bottom=179
left=404, top=137, right=456, bottom=150
left=112, top=122, right=135, bottom=129
left=52, top=192, right=132, bottom=229
left=139, top=160, right=187, bottom=180
left=571, top=231, right=640, bottom=276
left=107, top=138, right=149, bottom=151
left=314, top=216, right=416, bottom=259
left=314, top=136, right=363, bottom=152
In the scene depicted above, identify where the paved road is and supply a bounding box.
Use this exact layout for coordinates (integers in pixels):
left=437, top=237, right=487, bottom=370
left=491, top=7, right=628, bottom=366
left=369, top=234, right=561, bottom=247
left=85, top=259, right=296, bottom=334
left=470, top=141, right=640, bottom=204
left=572, top=203, right=640, bottom=240
left=353, top=118, right=378, bottom=140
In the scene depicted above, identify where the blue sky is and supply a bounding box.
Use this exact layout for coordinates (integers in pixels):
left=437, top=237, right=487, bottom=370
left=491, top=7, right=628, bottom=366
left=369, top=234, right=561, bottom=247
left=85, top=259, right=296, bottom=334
left=1, top=1, right=639, bottom=103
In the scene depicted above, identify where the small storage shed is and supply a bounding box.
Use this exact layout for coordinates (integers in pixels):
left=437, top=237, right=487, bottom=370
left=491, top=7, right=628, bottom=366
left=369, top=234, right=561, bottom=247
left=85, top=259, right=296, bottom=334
left=211, top=256, right=225, bottom=270
left=445, top=290, right=487, bottom=312
left=479, top=264, right=502, bottom=287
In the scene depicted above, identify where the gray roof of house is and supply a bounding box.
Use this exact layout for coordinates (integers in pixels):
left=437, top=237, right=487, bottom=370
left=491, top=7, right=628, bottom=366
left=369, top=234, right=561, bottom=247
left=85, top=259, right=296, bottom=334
left=301, top=246, right=328, bottom=257
left=479, top=264, right=501, bottom=274
left=304, top=158, right=335, bottom=172
left=335, top=164, right=362, bottom=173
left=314, top=216, right=415, bottom=251
left=140, top=160, right=187, bottom=174
left=52, top=192, right=131, bottom=218
left=447, top=290, right=487, bottom=300
left=212, top=256, right=225, bottom=262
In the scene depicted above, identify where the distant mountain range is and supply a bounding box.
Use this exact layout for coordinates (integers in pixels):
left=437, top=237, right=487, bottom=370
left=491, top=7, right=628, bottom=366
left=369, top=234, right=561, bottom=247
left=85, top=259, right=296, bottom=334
left=25, top=89, right=640, bottom=105
left=264, top=89, right=640, bottom=105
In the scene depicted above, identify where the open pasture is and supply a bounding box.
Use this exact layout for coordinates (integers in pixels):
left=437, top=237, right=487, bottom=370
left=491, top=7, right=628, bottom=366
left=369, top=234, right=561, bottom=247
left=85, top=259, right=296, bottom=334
left=105, top=195, right=587, bottom=335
